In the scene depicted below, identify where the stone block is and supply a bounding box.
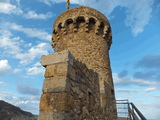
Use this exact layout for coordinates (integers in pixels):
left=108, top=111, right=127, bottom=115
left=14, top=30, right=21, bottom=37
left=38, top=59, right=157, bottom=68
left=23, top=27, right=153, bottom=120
left=39, top=93, right=54, bottom=112
left=44, top=64, right=56, bottom=78
left=42, top=76, right=70, bottom=93
left=40, top=93, right=74, bottom=112
left=56, top=63, right=68, bottom=76
left=41, top=50, right=74, bottom=67
left=38, top=112, right=66, bottom=120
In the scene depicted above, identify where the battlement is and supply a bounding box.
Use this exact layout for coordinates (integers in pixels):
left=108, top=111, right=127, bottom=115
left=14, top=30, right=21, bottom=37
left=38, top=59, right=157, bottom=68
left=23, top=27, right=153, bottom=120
left=52, top=6, right=112, bottom=48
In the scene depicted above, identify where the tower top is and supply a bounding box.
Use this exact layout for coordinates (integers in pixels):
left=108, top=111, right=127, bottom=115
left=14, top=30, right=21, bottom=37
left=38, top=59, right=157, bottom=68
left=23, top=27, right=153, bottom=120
left=52, top=6, right=112, bottom=49
left=54, top=6, right=111, bottom=29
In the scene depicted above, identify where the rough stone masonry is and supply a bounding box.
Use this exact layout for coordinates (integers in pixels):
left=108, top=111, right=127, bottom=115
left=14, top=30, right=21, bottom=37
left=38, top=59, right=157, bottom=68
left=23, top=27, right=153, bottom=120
left=38, top=6, right=117, bottom=120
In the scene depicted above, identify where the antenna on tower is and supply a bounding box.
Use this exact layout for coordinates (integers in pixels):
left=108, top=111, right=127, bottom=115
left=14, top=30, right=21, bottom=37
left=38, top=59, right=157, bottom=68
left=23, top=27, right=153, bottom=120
left=66, top=0, right=70, bottom=10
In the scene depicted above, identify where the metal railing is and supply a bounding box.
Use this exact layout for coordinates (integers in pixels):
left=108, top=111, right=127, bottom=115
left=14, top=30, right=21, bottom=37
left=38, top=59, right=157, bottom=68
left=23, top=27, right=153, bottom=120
left=116, top=100, right=147, bottom=120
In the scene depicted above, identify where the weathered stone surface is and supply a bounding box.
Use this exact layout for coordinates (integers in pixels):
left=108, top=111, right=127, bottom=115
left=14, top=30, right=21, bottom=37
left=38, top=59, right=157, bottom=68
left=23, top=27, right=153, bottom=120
left=41, top=50, right=74, bottom=67
left=40, top=93, right=74, bottom=112
left=68, top=64, right=76, bottom=80
left=71, top=86, right=80, bottom=94
left=39, top=51, right=103, bottom=119
left=38, top=112, right=67, bottom=120
left=44, top=64, right=56, bottom=78
left=42, top=76, right=69, bottom=93
left=56, top=63, right=68, bottom=76
left=39, top=93, right=54, bottom=112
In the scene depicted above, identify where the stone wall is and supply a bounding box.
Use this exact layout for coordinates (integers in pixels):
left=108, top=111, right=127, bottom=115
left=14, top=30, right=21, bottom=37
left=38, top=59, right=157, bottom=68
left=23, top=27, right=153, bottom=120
left=38, top=50, right=107, bottom=120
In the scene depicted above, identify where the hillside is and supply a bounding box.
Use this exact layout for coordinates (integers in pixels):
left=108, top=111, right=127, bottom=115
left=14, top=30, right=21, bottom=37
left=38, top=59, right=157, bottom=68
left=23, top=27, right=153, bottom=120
left=0, top=100, right=36, bottom=120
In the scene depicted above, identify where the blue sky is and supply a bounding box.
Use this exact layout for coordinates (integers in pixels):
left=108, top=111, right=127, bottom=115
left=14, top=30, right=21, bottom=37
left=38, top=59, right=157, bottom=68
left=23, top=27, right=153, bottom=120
left=0, top=0, right=160, bottom=119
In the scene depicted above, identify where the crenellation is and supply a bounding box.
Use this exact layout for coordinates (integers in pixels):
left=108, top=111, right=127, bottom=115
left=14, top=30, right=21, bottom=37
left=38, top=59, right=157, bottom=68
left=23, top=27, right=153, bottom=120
left=85, top=18, right=89, bottom=32
left=52, top=13, right=112, bottom=48
left=103, top=25, right=108, bottom=38
left=95, top=21, right=100, bottom=35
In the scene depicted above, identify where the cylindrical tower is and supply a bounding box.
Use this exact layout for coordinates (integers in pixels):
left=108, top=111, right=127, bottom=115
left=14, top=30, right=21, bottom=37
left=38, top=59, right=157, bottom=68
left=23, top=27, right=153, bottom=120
left=52, top=6, right=116, bottom=118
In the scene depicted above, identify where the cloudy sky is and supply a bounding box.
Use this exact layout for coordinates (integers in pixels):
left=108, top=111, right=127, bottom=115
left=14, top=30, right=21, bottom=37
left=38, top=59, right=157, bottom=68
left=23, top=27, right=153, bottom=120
left=0, top=0, right=160, bottom=119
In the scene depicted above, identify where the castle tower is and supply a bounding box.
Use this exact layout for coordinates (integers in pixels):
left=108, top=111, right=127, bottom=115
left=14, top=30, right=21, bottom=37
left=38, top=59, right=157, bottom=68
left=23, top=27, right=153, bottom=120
left=52, top=6, right=116, bottom=114
left=38, top=6, right=117, bottom=120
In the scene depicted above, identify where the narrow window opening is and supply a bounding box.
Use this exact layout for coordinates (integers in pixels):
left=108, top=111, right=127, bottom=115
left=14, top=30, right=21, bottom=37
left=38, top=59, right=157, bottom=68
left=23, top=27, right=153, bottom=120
left=77, top=17, right=85, bottom=23
left=53, top=29, right=56, bottom=34
left=58, top=23, right=62, bottom=29
left=99, top=22, right=104, bottom=35
left=88, top=18, right=96, bottom=31
left=67, top=19, right=73, bottom=25
left=76, top=17, right=85, bottom=29
left=65, top=19, right=73, bottom=30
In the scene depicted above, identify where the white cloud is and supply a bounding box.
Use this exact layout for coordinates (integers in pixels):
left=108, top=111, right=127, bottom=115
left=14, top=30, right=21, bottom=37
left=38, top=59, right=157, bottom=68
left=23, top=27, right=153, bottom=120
left=113, top=73, right=157, bottom=87
left=17, top=83, right=40, bottom=95
left=138, top=102, right=160, bottom=119
left=156, top=2, right=160, bottom=12
left=16, top=100, right=39, bottom=114
left=0, top=59, right=12, bottom=76
left=145, top=87, right=156, bottom=92
left=123, top=0, right=154, bottom=36
left=13, top=69, right=22, bottom=73
left=14, top=43, right=50, bottom=64
left=39, top=0, right=64, bottom=5
left=0, top=29, right=51, bottom=64
left=0, top=0, right=10, bottom=2
left=3, top=22, right=51, bottom=41
left=24, top=10, right=53, bottom=20
left=39, top=0, right=154, bottom=36
left=0, top=24, right=51, bottom=64
left=0, top=30, right=23, bottom=55
left=27, top=66, right=44, bottom=75
left=0, top=82, right=5, bottom=88
left=116, top=89, right=139, bottom=93
left=150, top=95, right=160, bottom=98
left=34, top=62, right=41, bottom=66
left=16, top=0, right=21, bottom=6
left=0, top=2, right=22, bottom=15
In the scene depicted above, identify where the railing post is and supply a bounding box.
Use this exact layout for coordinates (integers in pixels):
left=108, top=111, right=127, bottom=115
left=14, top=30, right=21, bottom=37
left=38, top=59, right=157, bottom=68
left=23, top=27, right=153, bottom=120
left=130, top=103, right=147, bottom=120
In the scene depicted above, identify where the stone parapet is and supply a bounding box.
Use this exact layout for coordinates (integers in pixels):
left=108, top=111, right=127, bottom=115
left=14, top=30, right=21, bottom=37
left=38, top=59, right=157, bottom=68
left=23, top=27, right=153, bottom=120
left=38, top=50, right=107, bottom=120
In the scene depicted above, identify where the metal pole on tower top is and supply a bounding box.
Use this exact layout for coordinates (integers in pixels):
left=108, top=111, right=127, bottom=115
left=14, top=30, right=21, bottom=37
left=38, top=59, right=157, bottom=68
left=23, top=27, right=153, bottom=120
left=66, top=0, right=70, bottom=10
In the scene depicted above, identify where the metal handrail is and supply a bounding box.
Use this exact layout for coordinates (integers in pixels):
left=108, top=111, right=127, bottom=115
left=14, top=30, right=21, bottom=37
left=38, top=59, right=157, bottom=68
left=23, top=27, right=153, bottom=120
left=116, top=100, right=147, bottom=120
left=130, top=103, right=147, bottom=120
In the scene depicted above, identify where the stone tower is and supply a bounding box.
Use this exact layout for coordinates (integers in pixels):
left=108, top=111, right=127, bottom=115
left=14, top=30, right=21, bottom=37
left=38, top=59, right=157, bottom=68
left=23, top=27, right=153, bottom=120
left=52, top=6, right=116, bottom=114
left=38, top=6, right=117, bottom=120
